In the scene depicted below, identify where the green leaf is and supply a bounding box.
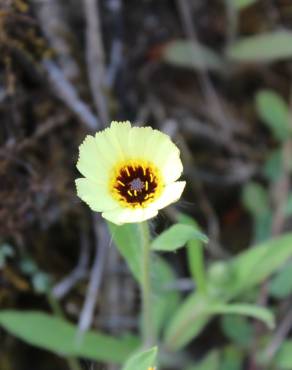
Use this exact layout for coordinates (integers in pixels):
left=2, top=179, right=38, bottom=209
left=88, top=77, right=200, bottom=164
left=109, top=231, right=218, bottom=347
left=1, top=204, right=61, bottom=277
left=227, top=31, right=292, bottom=62
left=242, top=182, right=269, bottom=216
left=231, top=0, right=257, bottom=10
left=108, top=222, right=180, bottom=337
left=151, top=224, right=208, bottom=252
left=32, top=272, right=51, bottom=294
left=178, top=213, right=207, bottom=294
left=0, top=311, right=138, bottom=363
left=269, top=262, right=292, bottom=298
left=0, top=244, right=14, bottom=268
left=219, top=346, right=243, bottom=370
left=263, top=149, right=283, bottom=182
left=207, top=303, right=274, bottom=329
left=185, top=350, right=220, bottom=370
left=221, top=315, right=253, bottom=346
left=151, top=256, right=181, bottom=337
left=162, top=40, right=223, bottom=71
left=229, top=233, right=292, bottom=296
left=275, top=340, right=292, bottom=369
left=122, top=347, right=157, bottom=370
left=284, top=194, right=292, bottom=216
left=164, top=233, right=292, bottom=351
left=108, top=222, right=142, bottom=282
left=256, top=90, right=289, bottom=141
left=163, top=293, right=216, bottom=351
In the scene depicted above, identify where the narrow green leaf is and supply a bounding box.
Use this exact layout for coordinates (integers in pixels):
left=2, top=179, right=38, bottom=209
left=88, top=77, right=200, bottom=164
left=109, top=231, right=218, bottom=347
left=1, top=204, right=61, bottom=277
left=108, top=222, right=180, bottom=337
left=179, top=213, right=207, bottom=294
left=221, top=315, right=253, bottom=347
left=207, top=303, right=275, bottom=329
left=263, top=149, right=283, bottom=182
left=0, top=311, right=138, bottom=363
left=284, top=194, right=292, bottom=216
left=164, top=233, right=292, bottom=351
left=185, top=350, right=220, bottom=370
left=162, top=40, right=223, bottom=71
left=275, top=340, right=292, bottom=369
left=227, top=31, right=292, bottom=62
left=151, top=257, right=181, bottom=337
left=229, top=233, right=292, bottom=296
left=164, top=293, right=216, bottom=351
left=256, top=90, right=289, bottom=141
left=242, top=182, right=269, bottom=216
left=219, top=346, right=243, bottom=370
left=108, top=222, right=142, bottom=282
left=231, top=0, right=257, bottom=10
left=269, top=262, right=292, bottom=298
left=122, top=347, right=157, bottom=370
left=151, top=224, right=208, bottom=252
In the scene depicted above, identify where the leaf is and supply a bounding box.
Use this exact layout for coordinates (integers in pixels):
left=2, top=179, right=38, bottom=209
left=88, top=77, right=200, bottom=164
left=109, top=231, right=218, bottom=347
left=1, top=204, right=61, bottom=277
left=284, top=194, right=292, bottom=216
left=227, top=31, right=292, bottom=62
left=164, top=233, right=292, bottom=351
left=263, top=149, right=283, bottom=182
left=269, top=262, right=292, bottom=298
left=229, top=233, right=292, bottom=296
left=0, top=311, right=138, bottom=363
left=122, top=347, right=157, bottom=370
left=163, top=293, right=216, bottom=351
left=151, top=257, right=181, bottom=338
left=231, top=0, right=257, bottom=10
left=162, top=40, right=223, bottom=71
left=185, top=350, right=220, bottom=370
left=242, top=182, right=269, bottom=216
left=0, top=244, right=14, bottom=268
left=178, top=213, right=207, bottom=293
left=207, top=303, right=275, bottom=329
left=108, top=222, right=142, bottom=282
left=221, top=315, right=253, bottom=347
left=275, top=340, right=292, bottom=369
left=255, top=90, right=289, bottom=141
left=151, top=224, right=208, bottom=252
left=219, top=346, right=243, bottom=370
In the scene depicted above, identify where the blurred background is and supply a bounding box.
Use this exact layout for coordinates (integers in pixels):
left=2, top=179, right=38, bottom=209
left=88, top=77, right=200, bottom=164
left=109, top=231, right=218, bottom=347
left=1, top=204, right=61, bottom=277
left=1, top=0, right=292, bottom=369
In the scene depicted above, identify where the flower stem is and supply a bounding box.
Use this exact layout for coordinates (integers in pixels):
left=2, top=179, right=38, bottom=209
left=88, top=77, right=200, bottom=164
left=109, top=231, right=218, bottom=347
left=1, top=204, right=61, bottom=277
left=139, top=221, right=154, bottom=348
left=191, top=243, right=207, bottom=295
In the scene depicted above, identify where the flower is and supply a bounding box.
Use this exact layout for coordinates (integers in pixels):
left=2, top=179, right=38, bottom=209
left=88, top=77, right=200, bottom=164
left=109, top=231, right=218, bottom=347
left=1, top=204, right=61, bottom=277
left=76, top=121, right=185, bottom=225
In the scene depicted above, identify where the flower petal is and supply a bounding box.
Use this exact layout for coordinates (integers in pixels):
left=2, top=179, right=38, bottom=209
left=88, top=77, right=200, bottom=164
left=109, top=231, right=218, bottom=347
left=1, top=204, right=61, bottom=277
left=102, top=207, right=158, bottom=225
left=150, top=181, right=186, bottom=210
left=76, top=178, right=119, bottom=211
left=123, top=127, right=183, bottom=184
left=77, top=135, right=111, bottom=183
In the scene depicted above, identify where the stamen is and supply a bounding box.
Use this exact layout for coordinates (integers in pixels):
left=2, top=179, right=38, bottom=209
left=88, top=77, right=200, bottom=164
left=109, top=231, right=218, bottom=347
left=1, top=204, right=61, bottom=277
left=118, top=180, right=125, bottom=186
left=127, top=190, right=133, bottom=196
left=125, top=167, right=130, bottom=176
left=145, top=181, right=149, bottom=191
left=134, top=190, right=137, bottom=196
left=150, top=174, right=153, bottom=182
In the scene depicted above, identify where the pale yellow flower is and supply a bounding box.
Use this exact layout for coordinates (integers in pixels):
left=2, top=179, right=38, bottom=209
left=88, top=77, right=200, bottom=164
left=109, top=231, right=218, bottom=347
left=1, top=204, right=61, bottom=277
left=76, top=121, right=185, bottom=225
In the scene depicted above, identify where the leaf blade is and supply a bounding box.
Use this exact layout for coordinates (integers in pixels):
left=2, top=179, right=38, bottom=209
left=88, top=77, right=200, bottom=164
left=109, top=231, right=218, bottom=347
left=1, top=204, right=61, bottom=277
left=151, top=224, right=208, bottom=252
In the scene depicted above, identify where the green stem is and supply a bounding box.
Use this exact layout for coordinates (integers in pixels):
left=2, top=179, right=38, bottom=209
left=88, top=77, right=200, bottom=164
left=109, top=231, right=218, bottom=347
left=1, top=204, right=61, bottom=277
left=139, top=221, right=154, bottom=348
left=187, top=241, right=207, bottom=295
left=47, top=293, right=82, bottom=370
left=194, top=244, right=207, bottom=294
